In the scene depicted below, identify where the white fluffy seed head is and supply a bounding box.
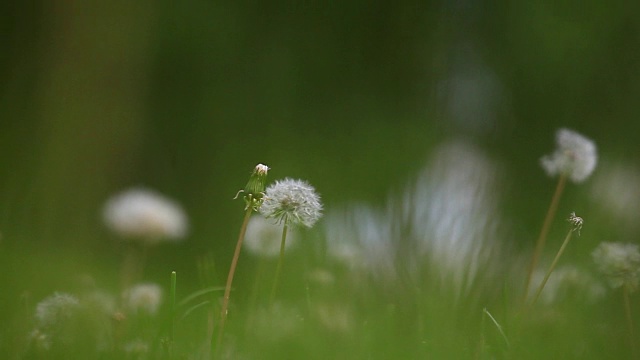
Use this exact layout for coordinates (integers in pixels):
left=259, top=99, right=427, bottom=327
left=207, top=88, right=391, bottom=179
left=592, top=242, right=640, bottom=291
left=260, top=178, right=323, bottom=228
left=34, top=293, right=81, bottom=330
left=103, top=188, right=188, bottom=243
left=123, top=283, right=163, bottom=316
left=540, top=128, right=597, bottom=183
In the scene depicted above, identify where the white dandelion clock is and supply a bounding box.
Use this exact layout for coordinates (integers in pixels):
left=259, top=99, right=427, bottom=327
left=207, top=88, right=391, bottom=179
left=259, top=178, right=323, bottom=303
left=123, top=283, right=163, bottom=316
left=540, top=128, right=597, bottom=183
left=260, top=178, right=323, bottom=228
left=103, top=188, right=188, bottom=244
left=592, top=242, right=640, bottom=291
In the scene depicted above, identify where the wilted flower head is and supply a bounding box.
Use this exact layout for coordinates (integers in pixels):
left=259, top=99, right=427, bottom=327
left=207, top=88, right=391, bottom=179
left=103, top=188, right=188, bottom=243
left=123, top=283, right=163, bottom=315
left=244, top=215, right=297, bottom=257
left=540, top=128, right=597, bottom=183
left=592, top=242, right=640, bottom=291
left=567, top=212, right=583, bottom=235
left=260, top=178, right=323, bottom=228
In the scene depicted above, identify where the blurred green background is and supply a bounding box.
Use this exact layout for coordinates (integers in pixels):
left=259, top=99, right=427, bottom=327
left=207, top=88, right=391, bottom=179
left=1, top=1, right=640, bottom=358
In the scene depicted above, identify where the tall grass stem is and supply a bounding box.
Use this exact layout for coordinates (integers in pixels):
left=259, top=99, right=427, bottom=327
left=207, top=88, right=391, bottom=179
left=530, top=228, right=574, bottom=307
left=524, top=173, right=567, bottom=301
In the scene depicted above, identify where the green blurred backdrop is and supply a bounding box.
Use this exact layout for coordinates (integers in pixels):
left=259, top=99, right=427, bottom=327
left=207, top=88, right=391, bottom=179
left=1, top=1, right=640, bottom=356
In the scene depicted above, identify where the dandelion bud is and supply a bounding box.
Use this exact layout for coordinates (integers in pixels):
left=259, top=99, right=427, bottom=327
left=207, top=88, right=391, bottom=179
left=540, top=128, right=597, bottom=183
left=260, top=178, right=323, bottom=228
left=244, top=164, right=270, bottom=199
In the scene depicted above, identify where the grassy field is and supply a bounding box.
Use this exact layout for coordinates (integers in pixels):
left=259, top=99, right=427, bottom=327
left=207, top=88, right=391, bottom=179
left=2, top=130, right=639, bottom=359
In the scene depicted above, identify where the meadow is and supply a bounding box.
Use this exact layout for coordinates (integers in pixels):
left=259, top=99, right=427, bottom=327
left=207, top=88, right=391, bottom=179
left=2, top=128, right=640, bottom=359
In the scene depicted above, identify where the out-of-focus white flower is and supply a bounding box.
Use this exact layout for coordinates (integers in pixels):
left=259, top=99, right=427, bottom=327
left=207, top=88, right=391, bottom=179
left=260, top=178, right=323, bottom=228
left=592, top=242, right=640, bottom=291
left=31, top=293, right=81, bottom=350
left=531, top=265, right=605, bottom=305
left=123, top=283, right=163, bottom=315
left=540, top=128, right=597, bottom=183
left=103, top=188, right=188, bottom=243
left=243, top=215, right=297, bottom=257
left=35, top=293, right=80, bottom=330
left=590, top=162, right=640, bottom=227
left=324, top=140, right=505, bottom=298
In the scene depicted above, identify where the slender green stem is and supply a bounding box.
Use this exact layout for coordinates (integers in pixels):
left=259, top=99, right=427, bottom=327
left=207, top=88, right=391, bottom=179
left=524, top=173, right=567, bottom=301
left=269, top=224, right=288, bottom=305
left=216, top=206, right=254, bottom=350
left=483, top=308, right=510, bottom=348
left=169, top=271, right=177, bottom=356
left=623, top=285, right=636, bottom=358
left=530, top=229, right=574, bottom=307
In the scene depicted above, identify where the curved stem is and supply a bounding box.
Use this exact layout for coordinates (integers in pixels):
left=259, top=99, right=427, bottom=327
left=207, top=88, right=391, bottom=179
left=530, top=229, right=573, bottom=307
left=216, top=206, right=253, bottom=350
left=524, top=173, right=567, bottom=301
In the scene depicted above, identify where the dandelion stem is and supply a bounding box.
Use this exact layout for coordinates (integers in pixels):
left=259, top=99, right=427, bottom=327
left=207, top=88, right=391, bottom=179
left=623, top=284, right=636, bottom=358
left=524, top=172, right=567, bottom=301
left=169, top=271, right=177, bottom=356
left=216, top=205, right=254, bottom=350
left=269, top=224, right=289, bottom=305
left=530, top=228, right=574, bottom=307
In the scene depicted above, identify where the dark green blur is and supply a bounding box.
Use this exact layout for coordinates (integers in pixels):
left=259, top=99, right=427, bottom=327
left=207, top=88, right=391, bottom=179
left=1, top=1, right=639, bottom=358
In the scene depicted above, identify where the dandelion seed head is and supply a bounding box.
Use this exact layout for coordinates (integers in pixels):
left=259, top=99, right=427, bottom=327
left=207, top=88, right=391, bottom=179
left=34, top=293, right=80, bottom=330
left=123, top=283, right=163, bottom=316
left=540, top=128, right=597, bottom=183
left=592, top=242, right=640, bottom=291
left=103, top=188, right=188, bottom=243
left=260, top=178, right=323, bottom=228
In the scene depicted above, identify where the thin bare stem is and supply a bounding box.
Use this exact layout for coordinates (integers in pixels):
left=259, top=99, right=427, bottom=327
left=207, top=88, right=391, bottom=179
left=524, top=173, right=568, bottom=301
left=216, top=206, right=254, bottom=350
left=530, top=229, right=574, bottom=307
left=483, top=308, right=510, bottom=348
left=623, top=285, right=636, bottom=358
left=269, top=224, right=288, bottom=305
left=168, top=271, right=177, bottom=359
